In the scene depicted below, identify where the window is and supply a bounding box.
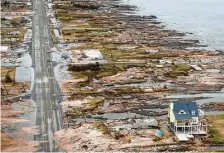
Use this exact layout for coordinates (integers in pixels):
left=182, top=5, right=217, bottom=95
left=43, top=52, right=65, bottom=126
left=191, top=110, right=195, bottom=116
left=192, top=118, right=197, bottom=123
left=178, top=109, right=186, bottom=115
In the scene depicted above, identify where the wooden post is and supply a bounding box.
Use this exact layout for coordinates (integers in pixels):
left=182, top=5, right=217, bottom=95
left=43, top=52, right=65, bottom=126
left=9, top=31, right=13, bottom=49
left=1, top=80, right=9, bottom=95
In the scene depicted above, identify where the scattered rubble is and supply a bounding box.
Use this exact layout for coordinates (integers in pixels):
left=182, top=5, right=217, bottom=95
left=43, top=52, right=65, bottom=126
left=2, top=0, right=223, bottom=151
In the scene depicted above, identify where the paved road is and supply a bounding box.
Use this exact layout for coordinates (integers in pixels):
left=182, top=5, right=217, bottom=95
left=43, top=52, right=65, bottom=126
left=31, top=0, right=63, bottom=151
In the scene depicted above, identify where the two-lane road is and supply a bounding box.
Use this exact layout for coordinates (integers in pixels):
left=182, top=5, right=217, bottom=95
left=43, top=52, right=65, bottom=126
left=31, top=0, right=63, bottom=151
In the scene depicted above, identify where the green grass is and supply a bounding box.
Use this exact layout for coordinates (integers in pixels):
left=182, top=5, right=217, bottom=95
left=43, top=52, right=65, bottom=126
left=212, top=114, right=224, bottom=120
left=173, top=64, right=192, bottom=72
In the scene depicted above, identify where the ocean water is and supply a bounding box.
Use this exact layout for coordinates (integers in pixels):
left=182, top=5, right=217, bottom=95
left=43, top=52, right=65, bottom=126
left=122, top=0, right=224, bottom=51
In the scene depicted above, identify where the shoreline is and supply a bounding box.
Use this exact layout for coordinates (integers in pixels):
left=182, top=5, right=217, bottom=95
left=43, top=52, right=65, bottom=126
left=121, top=0, right=224, bottom=51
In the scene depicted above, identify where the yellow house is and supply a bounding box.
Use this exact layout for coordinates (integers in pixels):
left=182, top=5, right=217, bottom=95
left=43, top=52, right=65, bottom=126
left=168, top=101, right=207, bottom=137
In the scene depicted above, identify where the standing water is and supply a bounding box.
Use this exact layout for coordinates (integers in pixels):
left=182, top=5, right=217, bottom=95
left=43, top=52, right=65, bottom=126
left=122, top=0, right=224, bottom=51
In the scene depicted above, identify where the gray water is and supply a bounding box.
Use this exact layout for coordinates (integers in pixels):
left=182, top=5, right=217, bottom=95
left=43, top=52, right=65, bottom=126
left=166, top=92, right=224, bottom=105
left=123, top=0, right=224, bottom=51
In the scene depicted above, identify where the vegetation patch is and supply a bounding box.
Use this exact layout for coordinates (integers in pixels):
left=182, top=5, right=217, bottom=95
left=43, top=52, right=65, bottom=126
left=69, top=108, right=84, bottom=118
left=165, top=64, right=192, bottom=77
left=1, top=28, right=27, bottom=43
left=100, top=48, right=144, bottom=61
left=70, top=43, right=117, bottom=50
left=93, top=121, right=109, bottom=134
left=11, top=17, right=23, bottom=26
left=173, top=64, right=192, bottom=72
left=100, top=47, right=179, bottom=61
left=69, top=64, right=127, bottom=80
left=121, top=135, right=132, bottom=143
left=1, top=67, right=15, bottom=83
left=115, top=86, right=143, bottom=94
left=56, top=12, right=94, bottom=19
left=86, top=97, right=105, bottom=110
left=207, top=114, right=224, bottom=144
left=68, top=63, right=101, bottom=72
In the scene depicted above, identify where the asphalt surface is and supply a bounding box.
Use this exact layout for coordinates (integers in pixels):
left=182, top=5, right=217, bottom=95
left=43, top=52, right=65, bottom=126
left=31, top=0, right=63, bottom=151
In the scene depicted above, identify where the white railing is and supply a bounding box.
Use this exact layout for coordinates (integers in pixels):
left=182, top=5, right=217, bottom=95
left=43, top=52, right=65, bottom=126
left=175, top=123, right=191, bottom=127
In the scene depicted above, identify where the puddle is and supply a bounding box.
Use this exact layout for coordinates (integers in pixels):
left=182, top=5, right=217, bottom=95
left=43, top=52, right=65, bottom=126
left=72, top=112, right=156, bottom=123
left=71, top=118, right=101, bottom=123
left=100, top=101, right=110, bottom=110
left=142, top=108, right=167, bottom=112
left=191, top=57, right=220, bottom=64
left=50, top=17, right=58, bottom=28
left=15, top=52, right=34, bottom=91
left=91, top=112, right=150, bottom=119
left=11, top=100, right=37, bottom=140
left=54, top=29, right=61, bottom=38
left=1, top=58, right=19, bottom=67
left=206, top=69, right=221, bottom=73
left=166, top=92, right=224, bottom=105
left=2, top=38, right=19, bottom=41
left=1, top=45, right=30, bottom=67
left=15, top=66, right=34, bottom=90
left=18, top=52, right=32, bottom=67
left=174, top=57, right=220, bottom=65
left=205, top=111, right=224, bottom=115
left=209, top=144, right=224, bottom=151
left=54, top=63, right=71, bottom=88
left=24, top=28, right=32, bottom=43
left=57, top=42, right=80, bottom=50
left=52, top=51, right=61, bottom=63
left=113, top=81, right=172, bottom=87
left=52, top=50, right=72, bottom=88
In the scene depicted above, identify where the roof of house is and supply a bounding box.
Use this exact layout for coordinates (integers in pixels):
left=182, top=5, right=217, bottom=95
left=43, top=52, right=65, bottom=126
left=0, top=46, right=9, bottom=52
left=190, top=65, right=202, bottom=71
left=173, top=102, right=199, bottom=120
left=83, top=49, right=103, bottom=59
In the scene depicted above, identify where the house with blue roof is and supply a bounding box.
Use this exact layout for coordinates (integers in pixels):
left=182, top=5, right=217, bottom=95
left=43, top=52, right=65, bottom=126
left=168, top=102, right=207, bottom=141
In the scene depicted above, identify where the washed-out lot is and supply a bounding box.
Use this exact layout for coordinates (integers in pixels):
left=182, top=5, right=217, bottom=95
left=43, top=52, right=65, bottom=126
left=47, top=0, right=224, bottom=151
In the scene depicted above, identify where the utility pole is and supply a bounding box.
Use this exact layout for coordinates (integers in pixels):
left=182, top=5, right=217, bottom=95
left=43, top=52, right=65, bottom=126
left=109, top=47, right=116, bottom=72
left=9, top=30, right=13, bottom=50
left=7, top=1, right=10, bottom=15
